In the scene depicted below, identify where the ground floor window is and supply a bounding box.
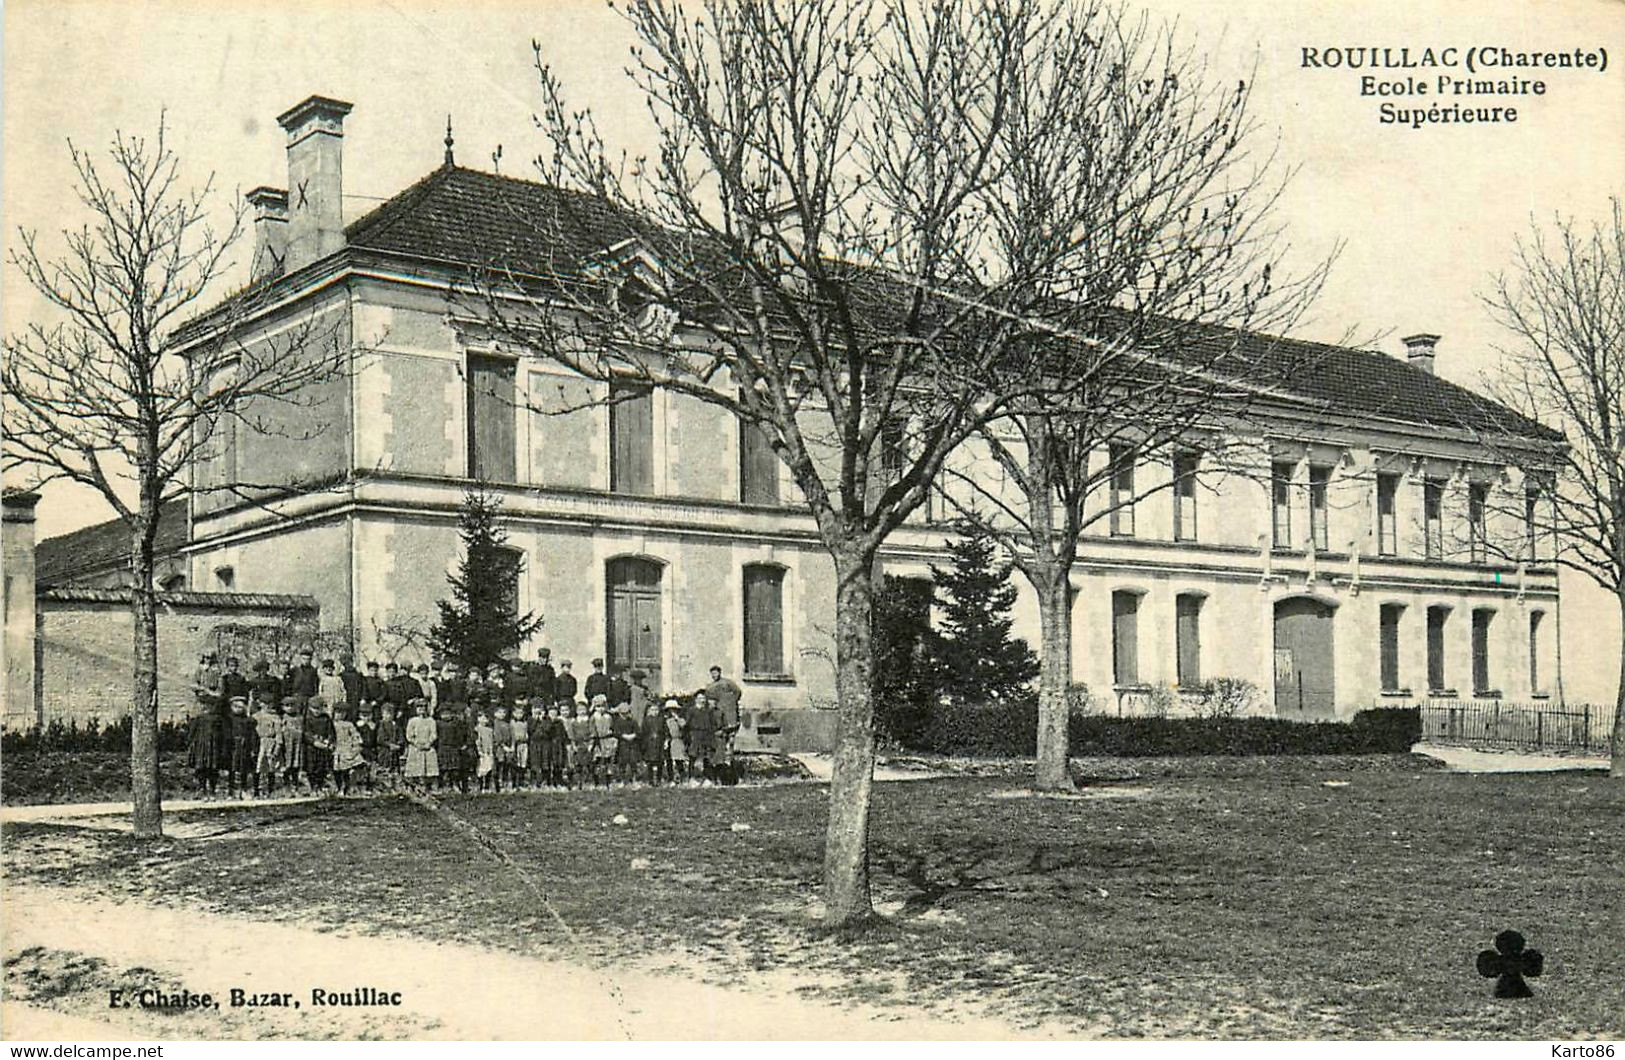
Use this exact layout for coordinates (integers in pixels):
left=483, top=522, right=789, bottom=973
left=1112, top=590, right=1140, bottom=686
left=1529, top=610, right=1547, bottom=694
left=1175, top=593, right=1202, bottom=686
left=1472, top=608, right=1496, bottom=695
left=1379, top=603, right=1403, bottom=692
left=742, top=564, right=786, bottom=677
left=1426, top=605, right=1449, bottom=693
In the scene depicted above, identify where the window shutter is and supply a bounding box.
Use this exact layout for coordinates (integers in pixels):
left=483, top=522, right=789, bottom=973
left=1175, top=595, right=1201, bottom=685
left=744, top=566, right=785, bottom=675
left=467, top=356, right=516, bottom=481
left=1379, top=605, right=1401, bottom=691
left=1112, top=591, right=1139, bottom=686
left=610, top=383, right=654, bottom=494
left=740, top=417, right=779, bottom=504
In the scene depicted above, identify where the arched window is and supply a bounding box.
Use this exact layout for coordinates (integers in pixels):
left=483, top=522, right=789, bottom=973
left=742, top=564, right=786, bottom=677
left=158, top=572, right=186, bottom=592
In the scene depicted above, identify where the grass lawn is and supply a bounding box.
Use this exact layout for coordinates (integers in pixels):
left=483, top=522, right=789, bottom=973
left=4, top=754, right=1621, bottom=1038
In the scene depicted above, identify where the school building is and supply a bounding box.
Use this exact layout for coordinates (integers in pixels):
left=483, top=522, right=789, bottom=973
left=38, top=94, right=1567, bottom=729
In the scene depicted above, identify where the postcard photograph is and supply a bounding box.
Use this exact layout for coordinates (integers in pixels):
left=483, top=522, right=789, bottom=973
left=2, top=0, right=1622, bottom=1044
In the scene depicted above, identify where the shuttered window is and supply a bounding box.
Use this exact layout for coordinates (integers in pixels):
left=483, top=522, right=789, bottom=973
left=1472, top=608, right=1494, bottom=694
left=1426, top=606, right=1448, bottom=692
left=1112, top=590, right=1140, bottom=686
left=467, top=355, right=516, bottom=481
left=1377, top=474, right=1399, bottom=556
left=1379, top=603, right=1403, bottom=692
left=740, top=416, right=779, bottom=504
left=1175, top=594, right=1202, bottom=686
left=609, top=382, right=654, bottom=495
left=1529, top=611, right=1546, bottom=693
left=743, top=565, right=785, bottom=676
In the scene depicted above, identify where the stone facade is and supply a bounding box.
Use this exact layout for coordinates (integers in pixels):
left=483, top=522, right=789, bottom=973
left=164, top=95, right=1564, bottom=735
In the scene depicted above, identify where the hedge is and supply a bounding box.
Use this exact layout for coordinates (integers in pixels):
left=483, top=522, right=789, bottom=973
left=913, top=702, right=1421, bottom=757
left=0, top=717, right=191, bottom=755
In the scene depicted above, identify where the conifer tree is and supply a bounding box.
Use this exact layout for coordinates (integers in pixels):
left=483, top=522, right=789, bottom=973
left=430, top=485, right=543, bottom=671
left=872, top=575, right=939, bottom=745
left=929, top=528, right=1039, bottom=707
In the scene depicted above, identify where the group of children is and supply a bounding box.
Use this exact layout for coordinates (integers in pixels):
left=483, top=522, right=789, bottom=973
left=186, top=648, right=746, bottom=798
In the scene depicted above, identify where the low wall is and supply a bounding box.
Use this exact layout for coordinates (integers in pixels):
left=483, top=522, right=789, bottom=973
left=27, top=588, right=319, bottom=729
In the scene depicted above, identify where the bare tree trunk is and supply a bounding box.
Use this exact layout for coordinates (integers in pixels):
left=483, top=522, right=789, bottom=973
left=130, top=521, right=163, bottom=838
left=1612, top=589, right=1625, bottom=779
left=1033, top=568, right=1074, bottom=791
left=823, top=543, right=878, bottom=926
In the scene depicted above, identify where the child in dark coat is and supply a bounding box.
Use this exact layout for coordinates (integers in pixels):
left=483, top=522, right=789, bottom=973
left=304, top=698, right=336, bottom=794
left=375, top=704, right=403, bottom=782
left=436, top=706, right=467, bottom=794
left=611, top=704, right=640, bottom=784
left=227, top=697, right=257, bottom=798
left=639, top=701, right=668, bottom=786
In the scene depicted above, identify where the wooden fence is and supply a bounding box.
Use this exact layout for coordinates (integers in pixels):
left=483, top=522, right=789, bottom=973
left=1414, top=698, right=1616, bottom=755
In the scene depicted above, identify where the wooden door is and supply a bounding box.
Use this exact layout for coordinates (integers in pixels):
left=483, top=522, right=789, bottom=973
left=1273, top=598, right=1335, bottom=717
left=606, top=557, right=662, bottom=688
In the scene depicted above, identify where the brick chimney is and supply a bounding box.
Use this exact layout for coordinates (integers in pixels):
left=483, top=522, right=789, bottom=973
left=277, top=95, right=353, bottom=272
left=1403, top=333, right=1439, bottom=375
left=245, top=186, right=289, bottom=281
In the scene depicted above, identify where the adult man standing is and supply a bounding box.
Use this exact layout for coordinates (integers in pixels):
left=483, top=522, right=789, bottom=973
left=339, top=655, right=363, bottom=716
left=527, top=648, right=557, bottom=706
left=385, top=661, right=418, bottom=712
left=584, top=659, right=612, bottom=707
left=627, top=669, right=651, bottom=726
left=555, top=660, right=579, bottom=706
left=288, top=648, right=320, bottom=708
left=360, top=661, right=388, bottom=716
left=706, top=665, right=744, bottom=730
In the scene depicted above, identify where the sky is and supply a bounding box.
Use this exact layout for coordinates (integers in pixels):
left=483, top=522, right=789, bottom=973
left=3, top=0, right=1622, bottom=700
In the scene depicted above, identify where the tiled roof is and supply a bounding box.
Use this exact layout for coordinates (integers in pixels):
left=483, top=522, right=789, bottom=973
left=346, top=163, right=644, bottom=276
left=35, top=499, right=190, bottom=587
left=202, top=163, right=1562, bottom=444
left=40, top=586, right=317, bottom=610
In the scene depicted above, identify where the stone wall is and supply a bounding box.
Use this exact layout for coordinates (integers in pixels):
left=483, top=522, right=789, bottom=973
left=30, top=588, right=318, bottom=729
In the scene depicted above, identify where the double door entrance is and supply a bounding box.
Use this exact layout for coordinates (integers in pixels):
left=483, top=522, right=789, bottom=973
left=606, top=557, right=662, bottom=689
left=1273, top=598, right=1335, bottom=718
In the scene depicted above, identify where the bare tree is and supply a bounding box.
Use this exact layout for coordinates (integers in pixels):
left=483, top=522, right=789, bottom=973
left=471, top=0, right=1320, bottom=921
left=922, top=3, right=1330, bottom=789
left=2, top=119, right=348, bottom=836
left=1477, top=199, right=1625, bottom=776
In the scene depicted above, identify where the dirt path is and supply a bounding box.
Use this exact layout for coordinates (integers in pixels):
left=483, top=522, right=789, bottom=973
left=1, top=882, right=1073, bottom=1040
